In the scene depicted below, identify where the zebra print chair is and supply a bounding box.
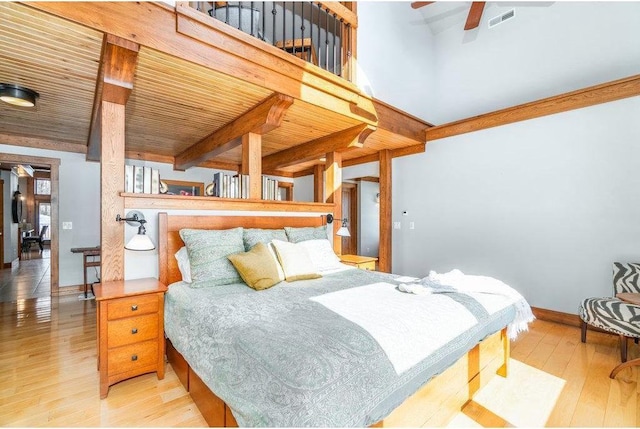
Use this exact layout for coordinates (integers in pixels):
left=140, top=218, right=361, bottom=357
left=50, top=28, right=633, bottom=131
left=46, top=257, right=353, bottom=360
left=579, top=262, right=640, bottom=364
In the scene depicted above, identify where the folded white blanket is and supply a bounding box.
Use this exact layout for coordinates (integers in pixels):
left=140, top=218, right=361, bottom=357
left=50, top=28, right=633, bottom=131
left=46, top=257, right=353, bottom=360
left=421, top=269, right=535, bottom=340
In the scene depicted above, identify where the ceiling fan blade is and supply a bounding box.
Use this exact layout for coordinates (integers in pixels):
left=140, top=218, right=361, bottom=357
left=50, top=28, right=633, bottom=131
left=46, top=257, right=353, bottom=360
left=411, top=2, right=435, bottom=9
left=464, top=1, right=486, bottom=30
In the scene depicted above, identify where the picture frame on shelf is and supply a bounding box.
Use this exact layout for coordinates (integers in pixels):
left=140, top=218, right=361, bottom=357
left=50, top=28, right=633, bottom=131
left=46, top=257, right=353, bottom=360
left=160, top=179, right=204, bottom=196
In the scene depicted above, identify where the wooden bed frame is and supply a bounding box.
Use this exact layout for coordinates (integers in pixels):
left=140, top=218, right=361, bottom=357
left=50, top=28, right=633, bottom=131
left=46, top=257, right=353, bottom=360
left=158, top=212, right=510, bottom=427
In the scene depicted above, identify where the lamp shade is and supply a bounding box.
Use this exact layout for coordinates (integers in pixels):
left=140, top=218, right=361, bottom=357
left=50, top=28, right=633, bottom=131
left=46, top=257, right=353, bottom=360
left=336, top=226, right=351, bottom=237
left=125, top=233, right=155, bottom=251
left=0, top=84, right=39, bottom=107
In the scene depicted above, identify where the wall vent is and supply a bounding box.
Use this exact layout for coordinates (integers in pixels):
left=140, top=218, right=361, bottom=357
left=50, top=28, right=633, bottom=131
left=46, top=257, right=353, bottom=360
left=488, top=9, right=515, bottom=28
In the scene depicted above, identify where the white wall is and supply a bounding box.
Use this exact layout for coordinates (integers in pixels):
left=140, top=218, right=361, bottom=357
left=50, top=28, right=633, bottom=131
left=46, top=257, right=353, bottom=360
left=358, top=1, right=640, bottom=314
left=357, top=1, right=436, bottom=119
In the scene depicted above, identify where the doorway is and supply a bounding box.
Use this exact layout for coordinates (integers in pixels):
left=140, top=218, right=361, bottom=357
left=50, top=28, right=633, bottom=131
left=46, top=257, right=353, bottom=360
left=0, top=152, right=60, bottom=296
left=341, top=182, right=358, bottom=255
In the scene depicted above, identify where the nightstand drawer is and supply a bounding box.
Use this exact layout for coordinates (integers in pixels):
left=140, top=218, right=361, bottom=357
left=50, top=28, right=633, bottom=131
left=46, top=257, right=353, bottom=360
left=357, top=261, right=376, bottom=271
left=107, top=294, right=158, bottom=320
left=108, top=340, right=158, bottom=376
left=108, top=314, right=159, bottom=348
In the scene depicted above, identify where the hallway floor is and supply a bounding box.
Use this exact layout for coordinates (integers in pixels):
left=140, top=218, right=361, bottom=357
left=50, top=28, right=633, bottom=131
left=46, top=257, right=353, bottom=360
left=0, top=248, right=50, bottom=303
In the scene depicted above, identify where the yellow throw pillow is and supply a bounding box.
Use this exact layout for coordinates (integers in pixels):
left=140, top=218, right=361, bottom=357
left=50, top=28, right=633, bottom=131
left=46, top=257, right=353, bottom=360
left=271, top=239, right=322, bottom=282
left=228, top=242, right=281, bottom=290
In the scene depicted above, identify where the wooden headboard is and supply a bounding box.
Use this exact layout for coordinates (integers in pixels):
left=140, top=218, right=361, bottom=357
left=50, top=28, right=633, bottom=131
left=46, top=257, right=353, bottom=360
left=158, top=212, right=326, bottom=285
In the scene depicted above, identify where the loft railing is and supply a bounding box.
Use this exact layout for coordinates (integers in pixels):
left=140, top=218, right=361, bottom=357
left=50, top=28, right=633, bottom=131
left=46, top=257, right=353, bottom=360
left=188, top=1, right=356, bottom=82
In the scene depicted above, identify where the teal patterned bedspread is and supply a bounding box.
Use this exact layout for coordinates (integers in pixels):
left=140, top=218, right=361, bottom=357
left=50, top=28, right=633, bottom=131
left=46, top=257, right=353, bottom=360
left=164, top=268, right=516, bottom=427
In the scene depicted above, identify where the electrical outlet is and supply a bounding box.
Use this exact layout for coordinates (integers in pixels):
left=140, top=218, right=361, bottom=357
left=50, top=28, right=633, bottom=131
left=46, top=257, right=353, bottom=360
left=393, top=222, right=401, bottom=230
left=62, top=222, right=72, bottom=230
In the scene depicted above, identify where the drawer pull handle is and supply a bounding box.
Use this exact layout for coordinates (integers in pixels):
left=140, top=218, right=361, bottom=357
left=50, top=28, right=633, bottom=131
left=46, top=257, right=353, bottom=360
left=131, top=304, right=138, bottom=311
left=131, top=354, right=138, bottom=361
left=131, top=328, right=138, bottom=334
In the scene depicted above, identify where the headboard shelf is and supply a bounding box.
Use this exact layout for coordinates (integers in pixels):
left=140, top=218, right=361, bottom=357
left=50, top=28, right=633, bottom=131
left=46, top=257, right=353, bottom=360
left=122, top=192, right=333, bottom=212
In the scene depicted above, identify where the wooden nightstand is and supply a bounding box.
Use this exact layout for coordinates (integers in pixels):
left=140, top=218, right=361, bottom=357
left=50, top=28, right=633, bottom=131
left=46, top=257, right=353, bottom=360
left=94, top=277, right=167, bottom=398
left=340, top=254, right=378, bottom=271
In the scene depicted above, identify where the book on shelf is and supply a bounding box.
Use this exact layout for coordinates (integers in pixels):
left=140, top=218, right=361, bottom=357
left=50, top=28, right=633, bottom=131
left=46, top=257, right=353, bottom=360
left=133, top=166, right=144, bottom=193
left=124, top=165, right=134, bottom=193
left=143, top=167, right=152, bottom=194
left=151, top=169, right=160, bottom=194
left=209, top=172, right=252, bottom=199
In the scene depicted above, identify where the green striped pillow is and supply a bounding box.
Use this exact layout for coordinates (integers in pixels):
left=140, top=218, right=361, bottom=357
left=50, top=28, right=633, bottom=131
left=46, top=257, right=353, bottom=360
left=179, top=227, right=244, bottom=286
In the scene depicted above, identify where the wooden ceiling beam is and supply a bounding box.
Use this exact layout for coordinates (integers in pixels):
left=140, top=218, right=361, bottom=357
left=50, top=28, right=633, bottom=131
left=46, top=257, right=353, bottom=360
left=426, top=74, right=640, bottom=142
left=87, top=34, right=140, bottom=161
left=373, top=98, right=432, bottom=143
left=464, top=2, right=485, bottom=31
left=262, top=124, right=376, bottom=172
left=174, top=93, right=293, bottom=170
left=0, top=133, right=87, bottom=154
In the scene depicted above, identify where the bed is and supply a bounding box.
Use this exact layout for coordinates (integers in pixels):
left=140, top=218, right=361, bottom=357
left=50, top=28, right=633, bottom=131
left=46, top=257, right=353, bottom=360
left=158, top=212, right=518, bottom=427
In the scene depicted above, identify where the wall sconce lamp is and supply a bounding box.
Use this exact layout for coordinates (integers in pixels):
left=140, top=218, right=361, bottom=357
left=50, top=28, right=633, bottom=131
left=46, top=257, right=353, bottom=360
left=116, top=210, right=155, bottom=251
left=324, top=213, right=334, bottom=224
left=0, top=83, right=39, bottom=108
left=336, top=218, right=351, bottom=237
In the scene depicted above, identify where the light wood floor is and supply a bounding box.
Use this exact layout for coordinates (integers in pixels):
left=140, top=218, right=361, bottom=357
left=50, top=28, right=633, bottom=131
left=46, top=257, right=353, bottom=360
left=0, top=295, right=637, bottom=427
left=0, top=248, right=51, bottom=303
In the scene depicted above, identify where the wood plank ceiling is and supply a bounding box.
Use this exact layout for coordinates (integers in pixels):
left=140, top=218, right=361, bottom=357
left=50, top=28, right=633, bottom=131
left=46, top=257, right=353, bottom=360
left=0, top=3, right=430, bottom=176
left=0, top=2, right=102, bottom=149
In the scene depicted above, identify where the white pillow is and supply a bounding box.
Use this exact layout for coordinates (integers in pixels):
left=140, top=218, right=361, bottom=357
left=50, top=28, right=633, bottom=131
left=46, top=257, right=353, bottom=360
left=271, top=239, right=321, bottom=282
left=297, top=239, right=343, bottom=272
left=174, top=246, right=192, bottom=283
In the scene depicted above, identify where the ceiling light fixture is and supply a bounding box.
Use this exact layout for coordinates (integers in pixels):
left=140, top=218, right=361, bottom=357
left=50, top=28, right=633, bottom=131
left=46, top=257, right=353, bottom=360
left=0, top=83, right=39, bottom=108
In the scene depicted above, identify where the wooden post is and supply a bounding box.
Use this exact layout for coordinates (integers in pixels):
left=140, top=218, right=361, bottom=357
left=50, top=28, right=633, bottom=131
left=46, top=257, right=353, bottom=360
left=100, top=101, right=126, bottom=282
left=313, top=164, right=324, bottom=203
left=241, top=132, right=262, bottom=199
left=379, top=149, right=392, bottom=273
left=325, top=151, right=342, bottom=254
left=94, top=34, right=139, bottom=283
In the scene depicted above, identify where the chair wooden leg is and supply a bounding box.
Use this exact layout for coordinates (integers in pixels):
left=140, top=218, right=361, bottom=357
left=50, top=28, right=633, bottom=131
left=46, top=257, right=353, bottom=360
left=580, top=320, right=587, bottom=343
left=620, top=335, right=628, bottom=363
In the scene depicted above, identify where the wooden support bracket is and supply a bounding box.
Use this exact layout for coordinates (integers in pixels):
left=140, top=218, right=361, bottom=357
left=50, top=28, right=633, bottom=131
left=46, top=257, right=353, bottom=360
left=174, top=93, right=293, bottom=170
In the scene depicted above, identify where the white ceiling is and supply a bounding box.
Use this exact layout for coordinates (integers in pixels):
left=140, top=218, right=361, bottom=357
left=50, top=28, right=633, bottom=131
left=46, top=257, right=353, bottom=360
left=414, top=1, right=556, bottom=35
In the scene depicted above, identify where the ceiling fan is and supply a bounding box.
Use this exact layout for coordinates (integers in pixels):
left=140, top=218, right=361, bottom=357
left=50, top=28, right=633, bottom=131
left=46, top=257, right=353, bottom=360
left=411, top=2, right=486, bottom=31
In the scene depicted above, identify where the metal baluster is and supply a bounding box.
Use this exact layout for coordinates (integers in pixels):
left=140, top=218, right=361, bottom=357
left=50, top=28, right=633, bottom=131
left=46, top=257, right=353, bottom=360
left=239, top=2, right=243, bottom=31
left=272, top=2, right=277, bottom=45
left=291, top=2, right=296, bottom=57
left=338, top=18, right=343, bottom=76
left=332, top=14, right=337, bottom=74
left=309, top=3, right=313, bottom=63
left=301, top=2, right=305, bottom=62
left=324, top=7, right=329, bottom=71
left=226, top=1, right=229, bottom=24
left=261, top=2, right=265, bottom=41
left=282, top=2, right=286, bottom=52
left=250, top=2, right=254, bottom=36
left=346, top=23, right=351, bottom=80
